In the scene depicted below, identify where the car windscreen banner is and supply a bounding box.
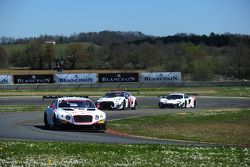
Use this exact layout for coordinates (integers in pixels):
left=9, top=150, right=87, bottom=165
left=55, top=74, right=97, bottom=83
left=0, top=75, right=13, bottom=84
left=98, top=73, right=139, bottom=82
left=13, top=74, right=54, bottom=84
left=140, top=72, right=182, bottom=83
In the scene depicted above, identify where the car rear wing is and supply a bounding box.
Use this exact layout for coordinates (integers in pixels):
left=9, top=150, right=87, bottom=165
left=158, top=93, right=198, bottom=98
left=108, top=89, right=140, bottom=95
left=42, top=95, right=89, bottom=103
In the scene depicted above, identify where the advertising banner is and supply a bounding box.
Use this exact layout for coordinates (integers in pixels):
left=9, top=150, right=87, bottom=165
left=0, top=75, right=13, bottom=84
left=140, top=72, right=182, bottom=83
left=13, top=74, right=54, bottom=84
left=55, top=74, right=97, bottom=83
left=98, top=73, right=139, bottom=82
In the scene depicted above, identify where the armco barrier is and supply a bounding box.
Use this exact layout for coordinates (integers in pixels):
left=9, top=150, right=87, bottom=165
left=0, top=81, right=249, bottom=90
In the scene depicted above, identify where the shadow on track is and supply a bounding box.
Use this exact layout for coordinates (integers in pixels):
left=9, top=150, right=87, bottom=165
left=34, top=125, right=105, bottom=133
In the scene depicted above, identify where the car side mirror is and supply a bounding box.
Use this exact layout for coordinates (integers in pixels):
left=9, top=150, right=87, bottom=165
left=50, top=104, right=55, bottom=109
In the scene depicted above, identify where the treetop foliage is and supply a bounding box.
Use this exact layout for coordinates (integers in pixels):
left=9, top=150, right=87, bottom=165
left=1, top=31, right=250, bottom=47
left=0, top=31, right=250, bottom=80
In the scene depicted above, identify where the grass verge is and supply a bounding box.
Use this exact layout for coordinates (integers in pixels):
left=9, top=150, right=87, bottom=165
left=0, top=86, right=250, bottom=97
left=0, top=105, right=155, bottom=112
left=108, top=109, right=250, bottom=146
left=0, top=141, right=249, bottom=167
left=0, top=105, right=46, bottom=112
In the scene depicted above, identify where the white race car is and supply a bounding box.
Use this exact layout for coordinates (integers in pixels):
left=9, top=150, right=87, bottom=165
left=44, top=97, right=107, bottom=131
left=158, top=93, right=196, bottom=108
left=96, top=91, right=137, bottom=110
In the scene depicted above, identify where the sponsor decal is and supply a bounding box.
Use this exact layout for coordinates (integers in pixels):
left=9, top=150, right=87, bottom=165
left=55, top=74, right=97, bottom=83
left=98, top=73, right=139, bottom=82
left=0, top=75, right=12, bottom=84
left=13, top=75, right=54, bottom=84
left=140, top=72, right=181, bottom=82
left=128, top=97, right=133, bottom=107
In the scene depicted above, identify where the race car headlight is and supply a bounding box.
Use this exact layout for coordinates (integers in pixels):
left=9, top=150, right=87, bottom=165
left=65, top=115, right=71, bottom=120
left=160, top=99, right=165, bottom=102
left=95, top=115, right=99, bottom=120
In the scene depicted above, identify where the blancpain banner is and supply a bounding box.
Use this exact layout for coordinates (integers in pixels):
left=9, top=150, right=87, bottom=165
left=55, top=74, right=97, bottom=83
left=140, top=72, right=181, bottom=83
left=0, top=75, right=12, bottom=84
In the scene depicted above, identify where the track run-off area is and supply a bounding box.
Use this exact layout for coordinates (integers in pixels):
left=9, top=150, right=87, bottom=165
left=0, top=96, right=250, bottom=146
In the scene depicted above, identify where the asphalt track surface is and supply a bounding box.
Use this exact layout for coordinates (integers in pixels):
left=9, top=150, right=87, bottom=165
left=0, top=96, right=250, bottom=146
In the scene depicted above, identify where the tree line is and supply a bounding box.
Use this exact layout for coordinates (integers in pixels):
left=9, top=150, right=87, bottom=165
left=0, top=31, right=249, bottom=80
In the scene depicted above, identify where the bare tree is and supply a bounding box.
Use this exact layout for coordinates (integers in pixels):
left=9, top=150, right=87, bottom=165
left=44, top=44, right=55, bottom=69
left=64, top=43, right=86, bottom=69
left=25, top=40, right=45, bottom=69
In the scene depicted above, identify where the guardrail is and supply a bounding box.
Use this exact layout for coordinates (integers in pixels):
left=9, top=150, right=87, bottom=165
left=0, top=81, right=249, bottom=90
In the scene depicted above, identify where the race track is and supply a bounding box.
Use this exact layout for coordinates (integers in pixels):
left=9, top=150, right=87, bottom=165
left=0, top=96, right=249, bottom=145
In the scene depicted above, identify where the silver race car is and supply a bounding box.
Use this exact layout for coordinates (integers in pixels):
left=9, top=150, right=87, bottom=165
left=96, top=91, right=137, bottom=110
left=44, top=96, right=107, bottom=131
left=158, top=93, right=196, bottom=108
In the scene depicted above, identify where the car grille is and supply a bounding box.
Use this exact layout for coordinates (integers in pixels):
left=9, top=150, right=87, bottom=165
left=100, top=102, right=114, bottom=109
left=73, top=115, right=93, bottom=123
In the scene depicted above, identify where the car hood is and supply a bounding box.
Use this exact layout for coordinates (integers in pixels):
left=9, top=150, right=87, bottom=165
left=160, top=98, right=183, bottom=103
left=97, top=97, right=123, bottom=102
left=57, top=108, right=105, bottom=116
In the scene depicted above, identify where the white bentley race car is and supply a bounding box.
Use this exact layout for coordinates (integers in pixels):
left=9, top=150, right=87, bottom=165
left=44, top=97, right=107, bottom=130
left=158, top=93, right=196, bottom=108
left=96, top=91, right=137, bottom=110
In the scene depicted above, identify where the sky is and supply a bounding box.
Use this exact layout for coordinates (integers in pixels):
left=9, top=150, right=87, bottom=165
left=0, top=0, right=250, bottom=38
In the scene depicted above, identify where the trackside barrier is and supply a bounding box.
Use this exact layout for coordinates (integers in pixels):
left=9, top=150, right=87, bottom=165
left=0, top=75, right=13, bottom=84
left=140, top=72, right=181, bottom=83
left=0, top=81, right=250, bottom=90
left=54, top=74, right=97, bottom=83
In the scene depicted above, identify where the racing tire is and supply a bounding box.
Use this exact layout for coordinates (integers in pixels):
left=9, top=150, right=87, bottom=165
left=96, top=124, right=106, bottom=132
left=193, top=100, right=197, bottom=108
left=52, top=114, right=59, bottom=130
left=121, top=100, right=126, bottom=110
left=131, top=100, right=137, bottom=110
left=184, top=101, right=187, bottom=108
left=159, top=102, right=164, bottom=108
left=44, top=112, right=50, bottom=129
left=100, top=124, right=107, bottom=132
left=181, top=101, right=187, bottom=108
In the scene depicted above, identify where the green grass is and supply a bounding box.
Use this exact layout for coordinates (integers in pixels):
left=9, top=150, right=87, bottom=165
left=0, top=141, right=249, bottom=167
left=0, top=104, right=154, bottom=112
left=1, top=44, right=26, bottom=55
left=0, top=105, right=46, bottom=112
left=0, top=86, right=250, bottom=97
left=214, top=87, right=250, bottom=97
left=108, top=109, right=250, bottom=146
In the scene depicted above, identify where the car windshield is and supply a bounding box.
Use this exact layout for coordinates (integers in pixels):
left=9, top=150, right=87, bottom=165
left=105, top=92, right=124, bottom=98
left=166, top=95, right=183, bottom=100
left=58, top=100, right=95, bottom=108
